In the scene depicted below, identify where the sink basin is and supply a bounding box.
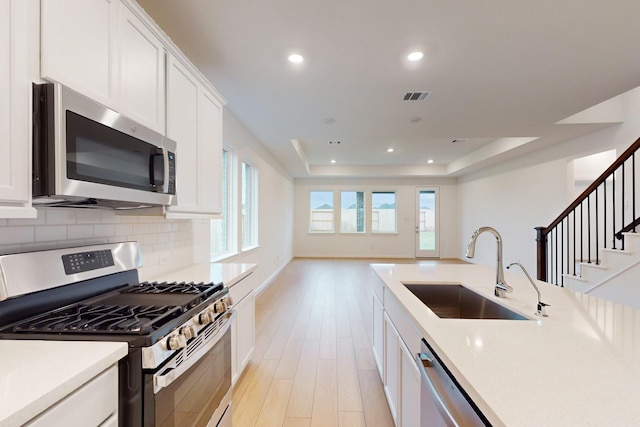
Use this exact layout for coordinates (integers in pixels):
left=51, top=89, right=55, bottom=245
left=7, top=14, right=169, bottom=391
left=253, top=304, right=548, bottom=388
left=403, top=283, right=529, bottom=320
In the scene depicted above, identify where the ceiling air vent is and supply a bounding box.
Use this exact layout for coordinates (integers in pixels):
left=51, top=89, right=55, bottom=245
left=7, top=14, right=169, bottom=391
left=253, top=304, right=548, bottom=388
left=403, top=91, right=431, bottom=101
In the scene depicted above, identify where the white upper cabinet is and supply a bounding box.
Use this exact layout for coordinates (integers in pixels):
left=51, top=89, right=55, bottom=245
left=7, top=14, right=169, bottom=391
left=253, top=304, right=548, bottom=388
left=39, top=0, right=224, bottom=217
left=41, top=0, right=119, bottom=109
left=166, top=55, right=199, bottom=214
left=196, top=89, right=223, bottom=215
left=166, top=54, right=223, bottom=217
left=41, top=0, right=166, bottom=133
left=118, top=2, right=165, bottom=133
left=0, top=0, right=36, bottom=218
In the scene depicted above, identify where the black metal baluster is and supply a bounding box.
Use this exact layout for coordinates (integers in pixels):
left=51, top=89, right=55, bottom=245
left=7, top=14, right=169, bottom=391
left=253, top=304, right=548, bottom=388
left=604, top=180, right=607, bottom=249
left=613, top=170, right=617, bottom=249
left=580, top=202, right=584, bottom=263
left=587, top=194, right=591, bottom=263
left=596, top=188, right=600, bottom=265
left=633, top=153, right=636, bottom=233
left=561, top=220, right=564, bottom=286
left=553, top=226, right=559, bottom=285
left=566, top=217, right=570, bottom=277
left=622, top=162, right=626, bottom=250
left=573, top=210, right=576, bottom=275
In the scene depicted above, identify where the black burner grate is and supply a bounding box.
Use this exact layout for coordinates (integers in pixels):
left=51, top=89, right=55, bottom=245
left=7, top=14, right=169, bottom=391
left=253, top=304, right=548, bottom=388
left=125, top=281, right=223, bottom=296
left=12, top=304, right=182, bottom=334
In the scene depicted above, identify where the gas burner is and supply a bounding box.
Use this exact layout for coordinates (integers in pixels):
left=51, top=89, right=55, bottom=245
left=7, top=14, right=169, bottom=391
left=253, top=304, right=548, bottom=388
left=125, top=281, right=223, bottom=296
left=12, top=304, right=182, bottom=334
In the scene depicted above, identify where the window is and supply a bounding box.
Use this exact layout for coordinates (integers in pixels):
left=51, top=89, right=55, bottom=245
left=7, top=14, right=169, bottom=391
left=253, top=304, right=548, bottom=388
left=309, top=191, right=334, bottom=232
left=241, top=161, right=258, bottom=249
left=211, top=148, right=233, bottom=259
left=371, top=191, right=397, bottom=233
left=340, top=191, right=365, bottom=233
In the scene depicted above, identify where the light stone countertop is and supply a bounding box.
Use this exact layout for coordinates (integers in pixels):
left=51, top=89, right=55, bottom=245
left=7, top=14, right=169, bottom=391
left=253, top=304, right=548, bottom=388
left=371, top=263, right=640, bottom=427
left=0, top=340, right=127, bottom=427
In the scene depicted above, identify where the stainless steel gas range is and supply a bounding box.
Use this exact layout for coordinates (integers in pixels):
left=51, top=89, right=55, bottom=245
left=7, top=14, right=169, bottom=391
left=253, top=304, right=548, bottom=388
left=0, top=242, right=233, bottom=427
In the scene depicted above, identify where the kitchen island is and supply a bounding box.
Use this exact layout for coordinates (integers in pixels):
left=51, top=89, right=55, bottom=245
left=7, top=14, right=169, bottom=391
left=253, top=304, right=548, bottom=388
left=371, top=263, right=640, bottom=426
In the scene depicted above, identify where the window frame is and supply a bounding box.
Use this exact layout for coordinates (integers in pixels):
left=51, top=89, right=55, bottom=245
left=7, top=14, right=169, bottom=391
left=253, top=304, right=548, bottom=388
left=240, top=160, right=258, bottom=250
left=371, top=191, right=398, bottom=234
left=339, top=190, right=366, bottom=234
left=309, top=190, right=335, bottom=233
left=210, top=146, right=236, bottom=261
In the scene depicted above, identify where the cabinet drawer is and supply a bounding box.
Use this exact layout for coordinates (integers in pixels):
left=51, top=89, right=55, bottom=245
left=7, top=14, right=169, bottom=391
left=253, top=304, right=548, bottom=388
left=384, top=288, right=421, bottom=356
left=25, top=365, right=118, bottom=427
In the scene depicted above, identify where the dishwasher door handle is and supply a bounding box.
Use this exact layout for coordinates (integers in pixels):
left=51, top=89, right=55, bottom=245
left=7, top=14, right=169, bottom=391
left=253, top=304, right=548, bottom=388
left=416, top=352, right=460, bottom=427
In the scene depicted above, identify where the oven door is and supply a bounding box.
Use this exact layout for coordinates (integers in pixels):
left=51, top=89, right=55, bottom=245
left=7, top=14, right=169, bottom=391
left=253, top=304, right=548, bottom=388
left=144, top=311, right=233, bottom=427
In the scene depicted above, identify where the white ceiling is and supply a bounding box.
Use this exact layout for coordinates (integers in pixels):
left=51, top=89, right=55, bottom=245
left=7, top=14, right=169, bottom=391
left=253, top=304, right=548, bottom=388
left=137, top=0, right=640, bottom=178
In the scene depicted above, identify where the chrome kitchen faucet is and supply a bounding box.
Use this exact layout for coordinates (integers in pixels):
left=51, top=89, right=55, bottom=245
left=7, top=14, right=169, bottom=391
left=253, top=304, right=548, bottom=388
left=465, top=226, right=513, bottom=297
left=507, top=262, right=550, bottom=317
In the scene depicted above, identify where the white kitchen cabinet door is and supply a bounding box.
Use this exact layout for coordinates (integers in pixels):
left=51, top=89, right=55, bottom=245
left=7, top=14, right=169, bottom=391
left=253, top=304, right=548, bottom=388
left=196, top=88, right=223, bottom=214
left=372, top=293, right=384, bottom=379
left=166, top=54, right=199, bottom=214
left=41, top=0, right=119, bottom=109
left=384, top=312, right=400, bottom=425
left=399, top=338, right=421, bottom=427
left=118, top=1, right=165, bottom=133
left=166, top=54, right=223, bottom=218
left=0, top=0, right=36, bottom=218
left=231, top=290, right=255, bottom=385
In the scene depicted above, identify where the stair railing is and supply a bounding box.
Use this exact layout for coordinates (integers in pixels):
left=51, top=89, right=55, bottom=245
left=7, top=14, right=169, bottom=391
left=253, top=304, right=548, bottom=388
left=536, top=136, right=640, bottom=286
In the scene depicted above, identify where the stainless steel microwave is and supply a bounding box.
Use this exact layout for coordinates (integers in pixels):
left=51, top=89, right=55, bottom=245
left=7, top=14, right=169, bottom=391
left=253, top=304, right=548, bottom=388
left=32, top=83, right=176, bottom=209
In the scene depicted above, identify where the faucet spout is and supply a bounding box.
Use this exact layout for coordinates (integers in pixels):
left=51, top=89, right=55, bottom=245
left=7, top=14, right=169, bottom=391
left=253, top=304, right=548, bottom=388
left=507, top=262, right=549, bottom=317
left=465, top=227, right=512, bottom=297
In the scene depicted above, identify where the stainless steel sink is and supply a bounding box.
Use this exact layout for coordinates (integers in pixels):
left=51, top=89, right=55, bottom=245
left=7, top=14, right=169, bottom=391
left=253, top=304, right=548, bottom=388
left=403, top=283, right=529, bottom=320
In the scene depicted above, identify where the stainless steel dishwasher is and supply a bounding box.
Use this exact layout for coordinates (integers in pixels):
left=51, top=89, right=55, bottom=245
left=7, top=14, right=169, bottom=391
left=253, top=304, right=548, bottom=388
left=416, top=339, right=491, bottom=427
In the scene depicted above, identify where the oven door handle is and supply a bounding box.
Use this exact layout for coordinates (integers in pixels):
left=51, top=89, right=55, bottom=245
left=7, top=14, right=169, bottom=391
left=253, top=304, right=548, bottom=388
left=154, top=310, right=235, bottom=393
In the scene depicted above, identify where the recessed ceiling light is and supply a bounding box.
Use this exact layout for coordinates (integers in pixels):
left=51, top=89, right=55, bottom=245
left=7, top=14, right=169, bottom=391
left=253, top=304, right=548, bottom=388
left=407, top=51, right=424, bottom=62
left=330, top=159, right=336, bottom=164
left=288, top=54, right=304, bottom=64
left=427, top=159, right=434, bottom=164
left=387, top=148, right=394, bottom=153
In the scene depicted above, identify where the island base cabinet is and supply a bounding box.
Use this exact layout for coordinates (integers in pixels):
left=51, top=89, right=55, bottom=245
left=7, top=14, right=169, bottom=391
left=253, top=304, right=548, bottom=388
left=372, top=293, right=384, bottom=378
left=399, top=338, right=421, bottom=427
left=384, top=312, right=400, bottom=425
left=25, top=365, right=118, bottom=427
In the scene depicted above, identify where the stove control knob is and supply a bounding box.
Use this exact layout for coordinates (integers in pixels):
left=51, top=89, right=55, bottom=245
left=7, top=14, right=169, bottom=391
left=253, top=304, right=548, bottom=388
left=180, top=325, right=196, bottom=340
left=198, top=311, right=213, bottom=325
left=224, top=296, right=234, bottom=306
left=213, top=300, right=226, bottom=314
left=167, top=334, right=187, bottom=350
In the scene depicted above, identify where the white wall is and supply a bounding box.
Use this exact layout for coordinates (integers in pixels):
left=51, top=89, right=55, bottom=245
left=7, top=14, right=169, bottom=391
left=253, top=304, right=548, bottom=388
left=192, top=110, right=294, bottom=291
left=293, top=177, right=459, bottom=258
left=458, top=86, right=640, bottom=277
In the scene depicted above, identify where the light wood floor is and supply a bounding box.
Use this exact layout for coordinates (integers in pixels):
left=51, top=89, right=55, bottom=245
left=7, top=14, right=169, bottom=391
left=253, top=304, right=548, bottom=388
left=231, top=258, right=464, bottom=427
left=231, top=258, right=392, bottom=427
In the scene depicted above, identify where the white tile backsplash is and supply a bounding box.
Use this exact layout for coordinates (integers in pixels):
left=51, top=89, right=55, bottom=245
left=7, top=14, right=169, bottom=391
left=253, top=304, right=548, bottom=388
left=0, top=208, right=195, bottom=280
left=35, top=225, right=67, bottom=242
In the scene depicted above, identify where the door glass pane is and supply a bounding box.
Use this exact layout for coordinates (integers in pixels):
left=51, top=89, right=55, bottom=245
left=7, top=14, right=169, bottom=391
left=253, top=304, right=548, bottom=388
left=419, top=190, right=436, bottom=250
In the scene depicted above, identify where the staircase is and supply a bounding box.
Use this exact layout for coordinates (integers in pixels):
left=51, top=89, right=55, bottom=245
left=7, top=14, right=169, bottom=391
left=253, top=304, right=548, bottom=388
left=562, top=233, right=640, bottom=309
left=536, top=137, right=640, bottom=309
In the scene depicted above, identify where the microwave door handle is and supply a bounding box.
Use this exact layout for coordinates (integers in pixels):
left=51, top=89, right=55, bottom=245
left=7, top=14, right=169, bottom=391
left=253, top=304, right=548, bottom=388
left=162, top=148, right=170, bottom=194
left=150, top=149, right=166, bottom=191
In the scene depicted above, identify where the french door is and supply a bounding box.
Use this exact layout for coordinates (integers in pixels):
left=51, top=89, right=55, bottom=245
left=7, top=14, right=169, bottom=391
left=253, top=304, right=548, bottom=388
left=415, top=187, right=440, bottom=258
